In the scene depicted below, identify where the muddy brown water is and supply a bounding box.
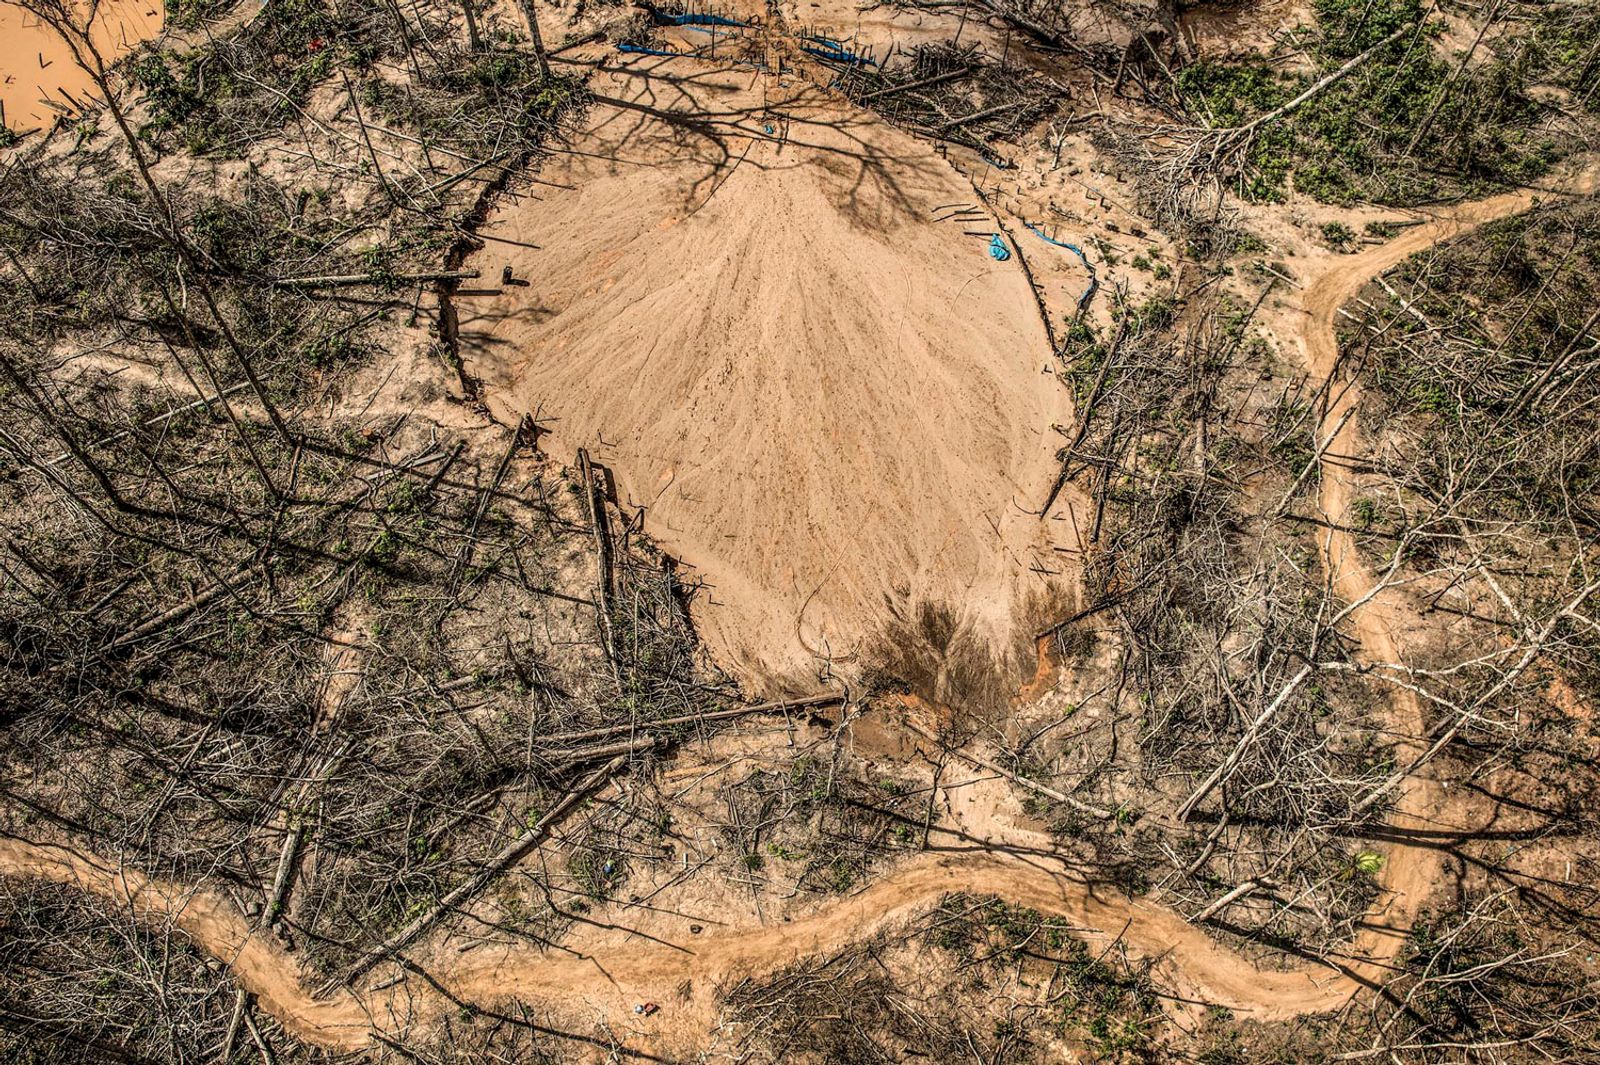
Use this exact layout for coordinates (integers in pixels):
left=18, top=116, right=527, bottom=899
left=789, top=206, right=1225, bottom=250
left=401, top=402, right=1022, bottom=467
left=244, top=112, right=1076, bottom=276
left=1, top=0, right=161, bottom=133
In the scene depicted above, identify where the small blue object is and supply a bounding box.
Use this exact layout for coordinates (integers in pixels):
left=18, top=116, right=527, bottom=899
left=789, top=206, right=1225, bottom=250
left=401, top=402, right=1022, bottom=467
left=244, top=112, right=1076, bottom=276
left=988, top=234, right=1011, bottom=261
left=617, top=42, right=680, bottom=57
left=764, top=123, right=775, bottom=135
left=1025, top=222, right=1098, bottom=311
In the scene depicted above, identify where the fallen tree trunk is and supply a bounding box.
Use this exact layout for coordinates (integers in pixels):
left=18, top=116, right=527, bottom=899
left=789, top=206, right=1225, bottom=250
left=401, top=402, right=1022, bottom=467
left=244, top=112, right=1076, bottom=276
left=535, top=691, right=846, bottom=746
left=318, top=751, right=637, bottom=994
left=1175, top=664, right=1313, bottom=821
left=904, top=719, right=1114, bottom=819
left=271, top=270, right=480, bottom=288
left=577, top=449, right=620, bottom=682
left=859, top=66, right=972, bottom=102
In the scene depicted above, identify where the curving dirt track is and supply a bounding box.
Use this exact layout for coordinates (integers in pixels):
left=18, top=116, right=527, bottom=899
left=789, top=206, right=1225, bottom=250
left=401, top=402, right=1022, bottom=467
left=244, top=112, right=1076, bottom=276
left=4, top=97, right=1592, bottom=1056
left=1284, top=170, right=1596, bottom=967
left=0, top=834, right=1413, bottom=1050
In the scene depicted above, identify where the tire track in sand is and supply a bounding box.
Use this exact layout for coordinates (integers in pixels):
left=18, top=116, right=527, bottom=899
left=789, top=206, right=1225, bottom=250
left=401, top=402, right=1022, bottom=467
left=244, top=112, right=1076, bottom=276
left=3, top=172, right=1591, bottom=1050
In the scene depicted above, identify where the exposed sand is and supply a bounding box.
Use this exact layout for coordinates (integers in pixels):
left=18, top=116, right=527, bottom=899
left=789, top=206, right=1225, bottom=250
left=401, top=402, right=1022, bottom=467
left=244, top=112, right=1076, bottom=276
left=458, top=63, right=1076, bottom=693
left=0, top=0, right=161, bottom=132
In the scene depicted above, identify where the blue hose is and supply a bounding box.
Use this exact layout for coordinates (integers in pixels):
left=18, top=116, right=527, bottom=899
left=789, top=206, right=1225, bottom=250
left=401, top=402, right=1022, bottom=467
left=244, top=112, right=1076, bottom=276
left=651, top=10, right=748, bottom=27
left=802, top=44, right=872, bottom=66
left=1025, top=222, right=1098, bottom=313
left=616, top=42, right=680, bottom=57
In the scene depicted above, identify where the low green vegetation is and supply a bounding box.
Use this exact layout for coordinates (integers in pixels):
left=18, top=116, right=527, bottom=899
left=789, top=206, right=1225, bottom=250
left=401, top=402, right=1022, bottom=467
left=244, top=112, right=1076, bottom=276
left=928, top=895, right=1164, bottom=1060
left=162, top=0, right=235, bottom=31
left=721, top=894, right=1166, bottom=1063
left=719, top=754, right=920, bottom=895
left=1178, top=0, right=1583, bottom=205
left=135, top=0, right=345, bottom=154
left=1360, top=201, right=1600, bottom=527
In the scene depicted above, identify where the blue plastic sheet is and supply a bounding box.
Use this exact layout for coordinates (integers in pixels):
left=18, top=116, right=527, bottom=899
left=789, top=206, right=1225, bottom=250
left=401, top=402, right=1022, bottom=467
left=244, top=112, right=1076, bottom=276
left=988, top=234, right=1011, bottom=261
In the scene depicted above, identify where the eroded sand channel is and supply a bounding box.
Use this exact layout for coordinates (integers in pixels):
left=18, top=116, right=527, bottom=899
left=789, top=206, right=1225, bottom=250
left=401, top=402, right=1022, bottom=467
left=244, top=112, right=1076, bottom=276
left=458, top=65, right=1076, bottom=693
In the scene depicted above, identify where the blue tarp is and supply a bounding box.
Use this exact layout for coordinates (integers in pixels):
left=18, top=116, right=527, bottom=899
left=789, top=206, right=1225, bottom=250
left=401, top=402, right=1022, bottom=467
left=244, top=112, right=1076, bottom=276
left=988, top=234, right=1011, bottom=261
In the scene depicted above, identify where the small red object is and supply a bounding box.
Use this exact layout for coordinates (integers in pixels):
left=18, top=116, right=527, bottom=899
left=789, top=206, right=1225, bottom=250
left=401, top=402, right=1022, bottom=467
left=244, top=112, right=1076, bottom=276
left=308, top=37, right=324, bottom=52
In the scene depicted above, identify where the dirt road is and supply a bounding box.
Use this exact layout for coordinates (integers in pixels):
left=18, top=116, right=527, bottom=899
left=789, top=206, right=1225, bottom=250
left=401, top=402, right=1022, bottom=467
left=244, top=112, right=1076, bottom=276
left=0, top=833, right=1405, bottom=1050
left=1279, top=166, right=1597, bottom=976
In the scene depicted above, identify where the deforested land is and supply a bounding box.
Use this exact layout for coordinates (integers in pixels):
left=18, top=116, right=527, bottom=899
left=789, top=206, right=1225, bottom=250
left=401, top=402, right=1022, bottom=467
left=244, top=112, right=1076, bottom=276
left=2, top=0, right=1599, bottom=1060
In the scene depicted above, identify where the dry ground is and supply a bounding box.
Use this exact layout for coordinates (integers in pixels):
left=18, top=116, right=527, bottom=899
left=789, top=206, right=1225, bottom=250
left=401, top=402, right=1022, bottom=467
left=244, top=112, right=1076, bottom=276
left=458, top=60, right=1076, bottom=694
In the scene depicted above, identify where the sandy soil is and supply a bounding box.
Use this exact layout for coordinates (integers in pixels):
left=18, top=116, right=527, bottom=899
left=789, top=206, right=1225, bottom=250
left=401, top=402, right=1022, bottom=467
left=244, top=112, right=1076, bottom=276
left=1179, top=0, right=1312, bottom=58
left=458, top=63, right=1076, bottom=693
left=1, top=0, right=161, bottom=132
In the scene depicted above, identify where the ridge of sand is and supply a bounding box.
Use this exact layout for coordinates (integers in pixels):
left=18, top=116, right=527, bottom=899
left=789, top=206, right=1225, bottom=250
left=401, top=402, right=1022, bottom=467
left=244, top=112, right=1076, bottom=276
left=457, top=68, right=1076, bottom=693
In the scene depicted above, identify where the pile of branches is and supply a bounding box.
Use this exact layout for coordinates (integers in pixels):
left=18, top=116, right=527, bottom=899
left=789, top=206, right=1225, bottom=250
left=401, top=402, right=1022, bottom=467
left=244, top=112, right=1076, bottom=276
left=0, top=3, right=721, bottom=1047
left=1348, top=892, right=1600, bottom=1061
left=0, top=875, right=288, bottom=1062
left=1036, top=288, right=1403, bottom=949
left=843, top=41, right=1063, bottom=153
left=717, top=749, right=919, bottom=897
left=1333, top=198, right=1600, bottom=840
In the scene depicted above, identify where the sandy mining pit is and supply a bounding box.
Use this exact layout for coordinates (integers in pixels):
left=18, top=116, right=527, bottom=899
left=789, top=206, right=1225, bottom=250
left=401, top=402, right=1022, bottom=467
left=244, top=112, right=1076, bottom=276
left=458, top=62, right=1078, bottom=695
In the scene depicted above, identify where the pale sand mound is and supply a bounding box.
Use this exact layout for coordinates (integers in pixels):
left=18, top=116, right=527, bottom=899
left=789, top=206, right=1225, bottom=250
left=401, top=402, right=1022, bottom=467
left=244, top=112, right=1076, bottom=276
left=459, top=64, right=1075, bottom=693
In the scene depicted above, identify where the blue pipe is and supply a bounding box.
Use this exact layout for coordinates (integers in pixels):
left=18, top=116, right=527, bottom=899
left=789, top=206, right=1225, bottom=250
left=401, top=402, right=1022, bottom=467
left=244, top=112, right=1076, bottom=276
left=651, top=10, right=748, bottom=27
left=1025, top=222, right=1099, bottom=313
left=616, top=42, right=681, bottom=57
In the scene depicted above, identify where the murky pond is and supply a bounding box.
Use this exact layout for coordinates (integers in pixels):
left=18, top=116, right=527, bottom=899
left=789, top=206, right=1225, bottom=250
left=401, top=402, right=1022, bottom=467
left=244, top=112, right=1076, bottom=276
left=2, top=0, right=161, bottom=133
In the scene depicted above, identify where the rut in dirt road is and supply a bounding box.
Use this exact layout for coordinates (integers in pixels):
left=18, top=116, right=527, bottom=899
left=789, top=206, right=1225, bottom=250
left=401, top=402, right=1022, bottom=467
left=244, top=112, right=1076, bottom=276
left=3, top=172, right=1590, bottom=1052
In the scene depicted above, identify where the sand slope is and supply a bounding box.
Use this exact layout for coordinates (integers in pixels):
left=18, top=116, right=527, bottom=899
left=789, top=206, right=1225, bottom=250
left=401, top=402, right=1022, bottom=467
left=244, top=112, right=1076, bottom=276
left=460, top=65, right=1073, bottom=691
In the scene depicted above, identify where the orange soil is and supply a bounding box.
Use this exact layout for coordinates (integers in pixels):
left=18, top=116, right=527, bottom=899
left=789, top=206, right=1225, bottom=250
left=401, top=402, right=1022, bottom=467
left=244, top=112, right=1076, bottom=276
left=457, top=66, right=1076, bottom=693
left=1, top=0, right=161, bottom=132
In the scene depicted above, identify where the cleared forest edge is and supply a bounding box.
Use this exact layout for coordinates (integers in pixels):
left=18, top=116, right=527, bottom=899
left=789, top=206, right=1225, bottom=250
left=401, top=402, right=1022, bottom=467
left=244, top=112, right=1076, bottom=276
left=4, top=174, right=1594, bottom=1050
